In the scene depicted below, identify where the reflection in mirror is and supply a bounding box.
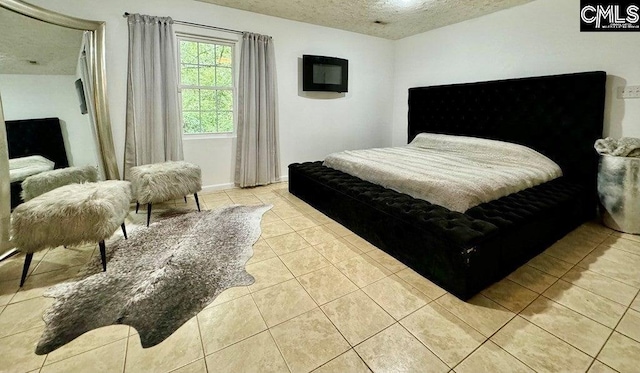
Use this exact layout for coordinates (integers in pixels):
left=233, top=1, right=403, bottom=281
left=0, top=0, right=119, bottom=258
left=0, top=93, right=10, bottom=257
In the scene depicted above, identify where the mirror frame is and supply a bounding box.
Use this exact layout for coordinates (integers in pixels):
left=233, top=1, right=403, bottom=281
left=0, top=0, right=119, bottom=179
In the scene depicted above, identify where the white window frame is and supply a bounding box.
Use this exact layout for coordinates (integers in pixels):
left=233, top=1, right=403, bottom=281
left=176, top=32, right=237, bottom=139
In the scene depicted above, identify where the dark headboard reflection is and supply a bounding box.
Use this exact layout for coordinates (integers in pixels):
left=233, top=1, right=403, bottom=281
left=6, top=117, right=69, bottom=169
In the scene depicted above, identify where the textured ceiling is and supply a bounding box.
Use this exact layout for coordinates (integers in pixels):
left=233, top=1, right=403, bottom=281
left=0, top=7, right=83, bottom=75
left=196, top=0, right=533, bottom=39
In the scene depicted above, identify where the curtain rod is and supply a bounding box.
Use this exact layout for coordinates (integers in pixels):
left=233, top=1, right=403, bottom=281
left=123, top=12, right=244, bottom=35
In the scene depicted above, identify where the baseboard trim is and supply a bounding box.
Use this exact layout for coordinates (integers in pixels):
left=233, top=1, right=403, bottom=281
left=201, top=183, right=236, bottom=193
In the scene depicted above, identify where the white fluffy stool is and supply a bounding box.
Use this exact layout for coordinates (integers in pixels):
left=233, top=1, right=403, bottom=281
left=21, top=165, right=98, bottom=201
left=129, top=161, right=202, bottom=226
left=11, top=180, right=132, bottom=286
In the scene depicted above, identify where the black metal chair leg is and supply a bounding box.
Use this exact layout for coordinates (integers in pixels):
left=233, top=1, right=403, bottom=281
left=99, top=240, right=107, bottom=271
left=19, top=252, right=34, bottom=287
left=194, top=193, right=201, bottom=212
left=146, top=203, right=152, bottom=227
left=121, top=223, right=128, bottom=240
left=135, top=201, right=140, bottom=214
left=184, top=196, right=187, bottom=203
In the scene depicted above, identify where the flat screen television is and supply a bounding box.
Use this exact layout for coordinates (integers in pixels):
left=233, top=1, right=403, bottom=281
left=303, top=55, right=348, bottom=93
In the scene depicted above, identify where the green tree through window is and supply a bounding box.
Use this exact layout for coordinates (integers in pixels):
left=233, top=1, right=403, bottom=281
left=178, top=38, right=234, bottom=134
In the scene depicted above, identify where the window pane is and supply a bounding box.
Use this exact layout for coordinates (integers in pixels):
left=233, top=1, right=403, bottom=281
left=199, top=43, right=216, bottom=65
left=218, top=45, right=232, bottom=67
left=182, top=89, right=200, bottom=111
left=180, top=41, right=198, bottom=64
left=183, top=111, right=201, bottom=134
left=218, top=111, right=233, bottom=132
left=200, top=90, right=216, bottom=111
left=217, top=90, right=233, bottom=111
left=181, top=64, right=198, bottom=86
left=216, top=67, right=232, bottom=87
left=200, top=66, right=215, bottom=86
left=201, top=111, right=217, bottom=133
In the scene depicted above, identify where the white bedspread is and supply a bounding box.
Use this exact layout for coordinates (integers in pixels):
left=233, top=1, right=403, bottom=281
left=323, top=133, right=562, bottom=212
left=9, top=155, right=55, bottom=183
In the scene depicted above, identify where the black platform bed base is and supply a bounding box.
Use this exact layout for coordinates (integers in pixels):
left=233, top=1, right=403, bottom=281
left=289, top=71, right=606, bottom=300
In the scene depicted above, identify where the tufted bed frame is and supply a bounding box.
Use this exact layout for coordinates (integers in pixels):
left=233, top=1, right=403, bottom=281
left=288, top=71, right=607, bottom=300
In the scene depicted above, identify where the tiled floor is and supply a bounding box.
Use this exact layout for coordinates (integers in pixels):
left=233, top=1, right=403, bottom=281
left=1, top=182, right=639, bottom=373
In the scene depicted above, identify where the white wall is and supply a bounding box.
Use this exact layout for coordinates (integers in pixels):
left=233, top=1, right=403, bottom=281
left=27, top=0, right=395, bottom=189
left=392, top=0, right=640, bottom=146
left=0, top=74, right=100, bottom=168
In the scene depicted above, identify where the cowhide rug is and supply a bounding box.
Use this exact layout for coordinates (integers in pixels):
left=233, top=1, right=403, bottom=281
left=35, top=204, right=272, bottom=355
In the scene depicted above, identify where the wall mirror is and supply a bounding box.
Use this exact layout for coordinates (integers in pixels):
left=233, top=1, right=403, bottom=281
left=0, top=0, right=118, bottom=257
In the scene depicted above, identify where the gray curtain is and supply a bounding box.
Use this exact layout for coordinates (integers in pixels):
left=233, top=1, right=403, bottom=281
left=124, top=14, right=183, bottom=179
left=235, top=32, right=280, bottom=188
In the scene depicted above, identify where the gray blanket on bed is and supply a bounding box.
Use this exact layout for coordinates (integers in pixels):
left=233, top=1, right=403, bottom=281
left=595, top=137, right=640, bottom=157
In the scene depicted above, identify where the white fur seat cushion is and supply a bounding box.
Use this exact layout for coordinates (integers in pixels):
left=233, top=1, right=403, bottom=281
left=130, top=161, right=202, bottom=205
left=11, top=180, right=132, bottom=253
left=21, top=165, right=98, bottom=201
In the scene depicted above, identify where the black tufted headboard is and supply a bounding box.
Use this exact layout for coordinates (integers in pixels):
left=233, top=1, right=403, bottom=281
left=408, top=71, right=606, bottom=187
left=6, top=117, right=69, bottom=169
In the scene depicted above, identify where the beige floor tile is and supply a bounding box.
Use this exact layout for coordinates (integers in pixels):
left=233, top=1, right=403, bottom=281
left=455, top=341, right=534, bottom=373
left=247, top=239, right=278, bottom=265
left=577, top=251, right=640, bottom=288
left=587, top=360, right=618, bottom=373
left=170, top=359, right=207, bottom=373
left=298, top=226, right=340, bottom=246
left=586, top=245, right=640, bottom=268
left=280, top=247, right=331, bottom=277
left=126, top=318, right=203, bottom=373
left=481, top=278, right=538, bottom=313
left=33, top=246, right=95, bottom=275
left=45, top=325, right=129, bottom=364
left=507, top=265, right=559, bottom=293
left=362, top=276, right=427, bottom=320
left=313, top=239, right=360, bottom=264
left=265, top=232, right=310, bottom=256
left=520, top=296, right=611, bottom=356
left=527, top=253, right=574, bottom=277
left=436, top=293, right=514, bottom=337
left=298, top=266, right=358, bottom=305
left=600, top=235, right=640, bottom=256
left=598, top=332, right=640, bottom=373
left=206, top=286, right=250, bottom=308
left=0, top=326, right=47, bottom=373
left=567, top=224, right=611, bottom=245
left=11, top=266, right=81, bottom=304
left=562, top=267, right=638, bottom=306
left=205, top=331, right=288, bottom=373
left=260, top=210, right=282, bottom=224
left=492, top=316, right=592, bottom=373
left=229, top=196, right=263, bottom=205
left=197, top=294, right=266, bottom=354
left=401, top=303, right=485, bottom=367
left=271, top=308, right=349, bottom=373
left=312, top=349, right=371, bottom=373
left=632, top=293, right=640, bottom=312
left=334, top=255, right=389, bottom=288
left=355, top=323, right=449, bottom=373
left=365, top=249, right=407, bottom=273
left=246, top=257, right=294, bottom=292
left=261, top=220, right=295, bottom=239
left=252, top=279, right=317, bottom=327
left=544, top=238, right=598, bottom=264
left=283, top=216, right=319, bottom=231
left=323, top=222, right=353, bottom=237
left=611, top=231, right=640, bottom=244
left=0, top=279, right=18, bottom=306
left=306, top=211, right=334, bottom=225
left=342, top=234, right=377, bottom=253
left=272, top=205, right=305, bottom=220
left=395, top=268, right=446, bottom=300
left=0, top=296, right=52, bottom=338
left=617, top=309, right=640, bottom=342
left=42, top=338, right=126, bottom=373
left=543, top=280, right=626, bottom=328
left=321, top=290, right=394, bottom=346
left=0, top=251, right=46, bottom=282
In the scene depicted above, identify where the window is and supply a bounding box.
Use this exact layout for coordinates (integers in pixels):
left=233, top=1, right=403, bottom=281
left=178, top=37, right=234, bottom=135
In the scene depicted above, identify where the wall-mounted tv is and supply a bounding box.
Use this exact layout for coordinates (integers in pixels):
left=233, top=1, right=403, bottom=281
left=303, top=55, right=348, bottom=93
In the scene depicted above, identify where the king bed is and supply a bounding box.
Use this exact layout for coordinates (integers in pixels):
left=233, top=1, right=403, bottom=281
left=288, top=71, right=607, bottom=300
